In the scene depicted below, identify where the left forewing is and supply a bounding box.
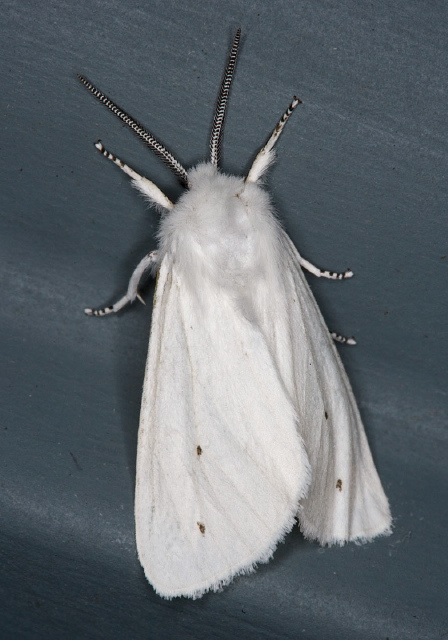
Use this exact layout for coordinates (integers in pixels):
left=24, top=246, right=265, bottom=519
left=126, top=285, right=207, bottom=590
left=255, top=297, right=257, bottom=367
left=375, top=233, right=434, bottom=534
left=135, top=255, right=310, bottom=599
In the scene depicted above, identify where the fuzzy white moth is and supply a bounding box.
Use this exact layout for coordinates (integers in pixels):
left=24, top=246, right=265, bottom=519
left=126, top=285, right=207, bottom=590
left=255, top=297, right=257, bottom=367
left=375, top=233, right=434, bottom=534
left=78, top=30, right=391, bottom=599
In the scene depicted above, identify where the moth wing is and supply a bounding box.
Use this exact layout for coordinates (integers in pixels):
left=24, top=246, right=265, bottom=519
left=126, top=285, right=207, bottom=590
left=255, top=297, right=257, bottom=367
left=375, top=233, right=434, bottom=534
left=274, top=230, right=392, bottom=545
left=135, top=255, right=310, bottom=599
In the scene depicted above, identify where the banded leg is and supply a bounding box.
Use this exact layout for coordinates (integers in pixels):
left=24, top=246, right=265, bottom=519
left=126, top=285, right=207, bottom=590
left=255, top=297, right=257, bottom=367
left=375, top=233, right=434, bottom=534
left=85, top=251, right=158, bottom=316
left=300, top=257, right=353, bottom=280
left=246, top=97, right=302, bottom=183
left=95, top=142, right=174, bottom=211
left=330, top=331, right=356, bottom=346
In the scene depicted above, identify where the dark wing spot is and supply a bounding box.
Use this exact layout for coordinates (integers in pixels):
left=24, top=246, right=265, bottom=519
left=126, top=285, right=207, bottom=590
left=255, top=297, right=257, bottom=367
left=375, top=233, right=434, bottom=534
left=197, top=445, right=202, bottom=456
left=197, top=522, right=206, bottom=535
left=336, top=479, right=342, bottom=491
left=325, top=411, right=328, bottom=420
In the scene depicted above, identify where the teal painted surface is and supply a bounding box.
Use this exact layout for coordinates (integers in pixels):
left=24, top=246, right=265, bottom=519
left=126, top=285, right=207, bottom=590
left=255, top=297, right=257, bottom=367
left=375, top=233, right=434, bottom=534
left=1, top=1, right=447, bottom=637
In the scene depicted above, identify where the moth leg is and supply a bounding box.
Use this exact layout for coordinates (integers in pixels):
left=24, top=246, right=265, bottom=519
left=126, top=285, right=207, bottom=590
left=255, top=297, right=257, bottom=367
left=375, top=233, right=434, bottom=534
left=94, top=141, right=174, bottom=211
left=330, top=331, right=356, bottom=346
left=85, top=251, right=158, bottom=316
left=300, top=257, right=353, bottom=280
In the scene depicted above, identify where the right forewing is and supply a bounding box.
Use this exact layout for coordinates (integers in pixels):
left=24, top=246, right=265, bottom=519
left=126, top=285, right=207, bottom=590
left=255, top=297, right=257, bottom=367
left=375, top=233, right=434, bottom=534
left=273, top=231, right=392, bottom=546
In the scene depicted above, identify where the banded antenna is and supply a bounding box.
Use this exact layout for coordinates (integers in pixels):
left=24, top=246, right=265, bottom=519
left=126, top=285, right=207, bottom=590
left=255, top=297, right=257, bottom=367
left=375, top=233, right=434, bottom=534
left=77, top=75, right=189, bottom=186
left=210, top=29, right=241, bottom=167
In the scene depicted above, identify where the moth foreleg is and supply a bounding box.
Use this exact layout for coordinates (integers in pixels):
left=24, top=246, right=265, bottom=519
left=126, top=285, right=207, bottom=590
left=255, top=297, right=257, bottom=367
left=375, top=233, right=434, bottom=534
left=94, top=142, right=174, bottom=211
left=85, top=251, right=158, bottom=316
left=330, top=331, right=356, bottom=346
left=300, top=257, right=353, bottom=280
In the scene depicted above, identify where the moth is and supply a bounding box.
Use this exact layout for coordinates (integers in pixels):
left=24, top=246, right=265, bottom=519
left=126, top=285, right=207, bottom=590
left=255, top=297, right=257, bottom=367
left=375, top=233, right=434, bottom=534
left=78, top=30, right=391, bottom=599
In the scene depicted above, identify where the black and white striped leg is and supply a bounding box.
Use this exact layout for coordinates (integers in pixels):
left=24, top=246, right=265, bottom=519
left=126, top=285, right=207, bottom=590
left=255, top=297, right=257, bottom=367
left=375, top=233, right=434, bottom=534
left=94, top=141, right=174, bottom=211
left=300, top=257, right=353, bottom=280
left=85, top=251, right=158, bottom=316
left=95, top=141, right=141, bottom=180
left=331, top=331, right=357, bottom=346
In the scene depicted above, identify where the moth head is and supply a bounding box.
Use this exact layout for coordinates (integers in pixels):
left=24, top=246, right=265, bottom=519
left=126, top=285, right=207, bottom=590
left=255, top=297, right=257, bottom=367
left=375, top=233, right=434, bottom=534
left=182, top=163, right=246, bottom=215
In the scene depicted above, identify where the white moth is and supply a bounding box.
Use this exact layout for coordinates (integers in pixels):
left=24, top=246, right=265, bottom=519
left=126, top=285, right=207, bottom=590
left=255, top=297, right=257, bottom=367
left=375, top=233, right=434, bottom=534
left=78, top=30, right=391, bottom=599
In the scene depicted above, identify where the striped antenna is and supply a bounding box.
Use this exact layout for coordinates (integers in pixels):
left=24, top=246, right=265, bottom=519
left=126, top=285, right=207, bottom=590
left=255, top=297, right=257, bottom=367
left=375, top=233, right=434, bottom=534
left=77, top=75, right=189, bottom=186
left=210, top=29, right=241, bottom=167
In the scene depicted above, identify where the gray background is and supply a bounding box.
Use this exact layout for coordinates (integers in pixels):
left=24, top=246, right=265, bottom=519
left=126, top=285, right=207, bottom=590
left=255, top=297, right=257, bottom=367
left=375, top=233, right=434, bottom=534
left=1, top=1, right=447, bottom=638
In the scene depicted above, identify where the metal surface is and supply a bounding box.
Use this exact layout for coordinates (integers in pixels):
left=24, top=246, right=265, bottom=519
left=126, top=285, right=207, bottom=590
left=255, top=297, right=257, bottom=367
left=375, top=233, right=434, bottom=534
left=1, top=1, right=447, bottom=638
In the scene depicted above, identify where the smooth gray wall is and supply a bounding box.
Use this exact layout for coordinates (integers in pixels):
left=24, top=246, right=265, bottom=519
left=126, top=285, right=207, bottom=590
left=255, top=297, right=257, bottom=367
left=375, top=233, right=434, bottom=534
left=1, top=1, right=447, bottom=638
